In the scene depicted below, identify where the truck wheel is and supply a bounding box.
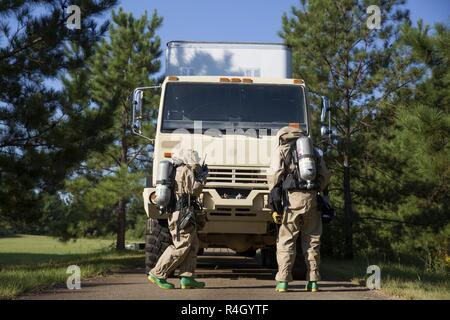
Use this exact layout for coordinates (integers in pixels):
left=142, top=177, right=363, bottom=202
left=261, top=246, right=277, bottom=269
left=239, top=248, right=257, bottom=258
left=145, top=218, right=172, bottom=274
left=292, top=238, right=307, bottom=280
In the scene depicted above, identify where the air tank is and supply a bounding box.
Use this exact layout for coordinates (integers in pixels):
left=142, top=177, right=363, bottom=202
left=295, top=136, right=317, bottom=186
left=155, top=160, right=174, bottom=209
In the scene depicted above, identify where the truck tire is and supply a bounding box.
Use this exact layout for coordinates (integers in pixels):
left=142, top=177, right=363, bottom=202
left=145, top=218, right=172, bottom=274
left=261, top=246, right=277, bottom=269
left=239, top=248, right=257, bottom=258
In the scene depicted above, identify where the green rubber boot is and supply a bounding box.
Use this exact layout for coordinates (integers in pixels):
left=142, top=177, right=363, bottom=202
left=275, top=281, right=288, bottom=292
left=180, top=277, right=206, bottom=289
left=305, top=281, right=319, bottom=292
left=148, top=273, right=175, bottom=290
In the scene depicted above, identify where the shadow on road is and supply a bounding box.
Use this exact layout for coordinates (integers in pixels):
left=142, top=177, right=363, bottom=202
left=106, top=249, right=364, bottom=287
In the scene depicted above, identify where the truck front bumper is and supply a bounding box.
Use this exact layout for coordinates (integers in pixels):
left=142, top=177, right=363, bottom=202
left=143, top=187, right=272, bottom=235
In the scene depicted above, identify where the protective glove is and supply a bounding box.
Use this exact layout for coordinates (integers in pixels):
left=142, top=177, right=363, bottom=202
left=195, top=212, right=207, bottom=230
left=272, top=211, right=283, bottom=224
left=194, top=164, right=209, bottom=184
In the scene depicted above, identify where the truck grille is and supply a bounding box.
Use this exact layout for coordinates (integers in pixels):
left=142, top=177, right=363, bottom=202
left=206, top=166, right=268, bottom=187
left=209, top=208, right=257, bottom=217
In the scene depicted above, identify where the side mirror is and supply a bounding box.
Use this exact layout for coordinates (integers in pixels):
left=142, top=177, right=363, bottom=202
left=319, top=96, right=339, bottom=149
left=131, top=85, right=161, bottom=142
left=320, top=96, right=330, bottom=123
left=132, top=89, right=144, bottom=135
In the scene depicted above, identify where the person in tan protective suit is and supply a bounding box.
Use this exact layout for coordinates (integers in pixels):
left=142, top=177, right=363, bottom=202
left=267, top=126, right=331, bottom=292
left=148, top=149, right=208, bottom=289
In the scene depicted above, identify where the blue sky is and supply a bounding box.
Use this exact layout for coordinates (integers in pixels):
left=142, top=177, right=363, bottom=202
left=114, top=0, right=449, bottom=75
left=117, top=0, right=449, bottom=46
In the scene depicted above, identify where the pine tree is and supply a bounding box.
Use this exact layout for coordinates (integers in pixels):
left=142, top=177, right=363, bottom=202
left=0, top=0, right=117, bottom=227
left=369, top=22, right=450, bottom=270
left=280, top=0, right=414, bottom=258
left=63, top=8, right=163, bottom=250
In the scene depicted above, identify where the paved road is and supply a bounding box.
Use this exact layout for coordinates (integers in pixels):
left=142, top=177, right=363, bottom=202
left=21, top=249, right=391, bottom=300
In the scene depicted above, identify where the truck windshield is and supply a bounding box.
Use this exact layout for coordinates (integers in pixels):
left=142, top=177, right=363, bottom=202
left=161, top=82, right=307, bottom=133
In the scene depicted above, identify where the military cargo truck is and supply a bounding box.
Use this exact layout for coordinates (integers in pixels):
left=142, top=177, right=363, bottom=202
left=132, top=41, right=332, bottom=279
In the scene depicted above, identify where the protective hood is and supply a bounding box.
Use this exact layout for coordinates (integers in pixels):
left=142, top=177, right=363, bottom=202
left=276, top=126, right=304, bottom=146
left=171, top=149, right=201, bottom=167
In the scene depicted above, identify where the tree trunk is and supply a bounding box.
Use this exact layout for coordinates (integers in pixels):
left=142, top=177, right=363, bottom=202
left=116, top=198, right=126, bottom=250
left=343, top=154, right=353, bottom=259
left=343, top=91, right=354, bottom=259
left=116, top=105, right=129, bottom=251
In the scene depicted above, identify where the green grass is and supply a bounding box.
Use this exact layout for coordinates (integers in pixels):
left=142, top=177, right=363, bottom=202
left=322, top=257, right=450, bottom=300
left=0, top=234, right=115, bottom=265
left=0, top=235, right=144, bottom=300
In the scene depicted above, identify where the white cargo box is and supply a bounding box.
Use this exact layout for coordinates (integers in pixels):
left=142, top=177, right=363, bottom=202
left=166, top=41, right=292, bottom=78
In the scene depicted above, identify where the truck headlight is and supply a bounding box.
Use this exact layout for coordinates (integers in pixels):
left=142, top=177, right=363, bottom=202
left=149, top=191, right=157, bottom=205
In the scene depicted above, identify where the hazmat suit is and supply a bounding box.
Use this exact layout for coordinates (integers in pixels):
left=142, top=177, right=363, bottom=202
left=149, top=149, right=207, bottom=289
left=267, top=126, right=331, bottom=290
